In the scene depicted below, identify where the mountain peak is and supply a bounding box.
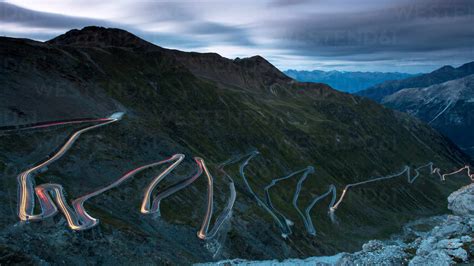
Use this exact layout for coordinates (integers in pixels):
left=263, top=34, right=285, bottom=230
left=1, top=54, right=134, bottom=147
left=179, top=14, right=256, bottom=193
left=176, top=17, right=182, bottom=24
left=233, top=55, right=291, bottom=82
left=234, top=55, right=270, bottom=66
left=433, top=65, right=455, bottom=73
left=46, top=26, right=157, bottom=50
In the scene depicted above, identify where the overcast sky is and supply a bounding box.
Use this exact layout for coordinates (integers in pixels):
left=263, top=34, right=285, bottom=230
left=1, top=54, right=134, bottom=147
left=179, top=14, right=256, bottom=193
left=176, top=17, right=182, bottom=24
left=1, top=0, right=473, bottom=73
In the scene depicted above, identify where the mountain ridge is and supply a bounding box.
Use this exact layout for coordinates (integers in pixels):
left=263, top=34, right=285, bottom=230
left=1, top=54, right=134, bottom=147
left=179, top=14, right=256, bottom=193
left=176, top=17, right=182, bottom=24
left=356, top=61, right=474, bottom=102
left=382, top=74, right=474, bottom=157
left=284, top=69, right=416, bottom=93
left=45, top=26, right=292, bottom=91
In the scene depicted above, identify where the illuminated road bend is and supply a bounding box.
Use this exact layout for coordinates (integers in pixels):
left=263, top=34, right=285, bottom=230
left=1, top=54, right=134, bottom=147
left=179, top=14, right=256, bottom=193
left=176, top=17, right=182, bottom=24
left=242, top=152, right=334, bottom=236
left=17, top=112, right=125, bottom=227
left=264, top=167, right=315, bottom=233
left=74, top=154, right=185, bottom=230
left=239, top=151, right=295, bottom=238
left=291, top=166, right=318, bottom=234
left=144, top=154, right=239, bottom=240
left=304, top=185, right=337, bottom=235
left=139, top=156, right=216, bottom=240
left=1, top=117, right=120, bottom=134
left=198, top=156, right=239, bottom=240
left=330, top=162, right=474, bottom=212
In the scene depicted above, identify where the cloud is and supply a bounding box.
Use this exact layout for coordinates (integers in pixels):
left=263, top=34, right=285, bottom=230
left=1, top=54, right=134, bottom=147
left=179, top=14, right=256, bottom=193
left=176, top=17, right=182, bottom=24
left=0, top=2, right=254, bottom=48
left=1, top=0, right=473, bottom=73
left=261, top=0, right=474, bottom=71
left=0, top=2, right=110, bottom=30
left=268, top=0, right=314, bottom=7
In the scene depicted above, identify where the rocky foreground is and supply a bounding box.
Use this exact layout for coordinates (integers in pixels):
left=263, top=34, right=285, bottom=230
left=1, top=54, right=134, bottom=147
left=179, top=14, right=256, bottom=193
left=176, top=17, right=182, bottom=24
left=200, top=183, right=474, bottom=265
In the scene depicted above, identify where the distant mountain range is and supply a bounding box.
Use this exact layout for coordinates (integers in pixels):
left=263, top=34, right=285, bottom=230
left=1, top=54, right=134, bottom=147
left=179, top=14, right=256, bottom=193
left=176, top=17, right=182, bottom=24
left=356, top=62, right=474, bottom=102
left=284, top=69, right=416, bottom=93
left=382, top=74, right=474, bottom=157
left=351, top=61, right=474, bottom=158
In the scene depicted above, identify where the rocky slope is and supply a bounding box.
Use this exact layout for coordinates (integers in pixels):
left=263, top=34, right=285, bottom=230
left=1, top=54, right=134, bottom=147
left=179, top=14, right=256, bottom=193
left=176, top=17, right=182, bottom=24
left=356, top=62, right=474, bottom=102
left=284, top=69, right=415, bottom=93
left=201, top=183, right=474, bottom=265
left=382, top=75, right=474, bottom=157
left=0, top=26, right=471, bottom=264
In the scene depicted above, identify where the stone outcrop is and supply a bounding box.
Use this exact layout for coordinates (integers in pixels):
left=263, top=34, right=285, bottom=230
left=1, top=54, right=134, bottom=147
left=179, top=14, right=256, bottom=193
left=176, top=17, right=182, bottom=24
left=448, top=183, right=474, bottom=216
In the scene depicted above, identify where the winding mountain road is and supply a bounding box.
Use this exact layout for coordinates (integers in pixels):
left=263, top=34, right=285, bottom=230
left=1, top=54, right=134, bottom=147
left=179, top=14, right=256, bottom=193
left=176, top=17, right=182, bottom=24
left=330, top=162, right=474, bottom=212
left=238, top=151, right=294, bottom=238
left=240, top=151, right=474, bottom=237
left=17, top=112, right=125, bottom=227
left=7, top=113, right=474, bottom=239
left=264, top=166, right=315, bottom=235
left=12, top=113, right=234, bottom=239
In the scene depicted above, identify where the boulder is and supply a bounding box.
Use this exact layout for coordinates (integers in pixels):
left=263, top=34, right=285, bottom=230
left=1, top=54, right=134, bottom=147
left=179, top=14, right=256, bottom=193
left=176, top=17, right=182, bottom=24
left=430, top=215, right=470, bottom=239
left=448, top=183, right=474, bottom=216
left=416, top=237, right=437, bottom=256
left=340, top=245, right=408, bottom=265
left=362, top=240, right=384, bottom=252
left=445, top=248, right=468, bottom=262
left=436, top=238, right=463, bottom=249
left=409, top=250, right=452, bottom=266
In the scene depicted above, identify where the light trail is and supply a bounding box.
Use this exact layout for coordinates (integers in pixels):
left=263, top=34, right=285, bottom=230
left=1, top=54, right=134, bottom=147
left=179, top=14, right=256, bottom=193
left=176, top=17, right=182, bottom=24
left=138, top=156, right=217, bottom=240
left=240, top=150, right=473, bottom=237
left=329, top=163, right=474, bottom=212
left=10, top=114, right=474, bottom=238
left=16, top=112, right=124, bottom=225
left=198, top=156, right=239, bottom=240
left=74, top=154, right=185, bottom=230
left=12, top=113, right=234, bottom=239
left=0, top=117, right=118, bottom=134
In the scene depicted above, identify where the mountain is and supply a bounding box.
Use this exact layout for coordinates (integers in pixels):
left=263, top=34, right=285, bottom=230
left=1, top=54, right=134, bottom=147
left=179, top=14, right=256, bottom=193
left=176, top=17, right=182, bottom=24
left=0, top=26, right=470, bottom=264
left=356, top=62, right=474, bottom=102
left=284, top=69, right=416, bottom=93
left=383, top=74, right=474, bottom=157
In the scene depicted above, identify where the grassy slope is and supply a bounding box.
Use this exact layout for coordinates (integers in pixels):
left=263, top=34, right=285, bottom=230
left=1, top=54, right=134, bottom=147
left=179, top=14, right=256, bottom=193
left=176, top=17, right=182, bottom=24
left=0, top=37, right=471, bottom=262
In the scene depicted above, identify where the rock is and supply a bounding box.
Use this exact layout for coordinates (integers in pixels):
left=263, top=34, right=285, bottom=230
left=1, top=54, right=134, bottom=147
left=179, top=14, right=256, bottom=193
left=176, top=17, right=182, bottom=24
left=469, top=218, right=474, bottom=231
left=448, top=183, right=474, bottom=216
left=340, top=245, right=408, bottom=265
left=196, top=254, right=347, bottom=266
left=409, top=250, right=452, bottom=266
left=430, top=216, right=470, bottom=239
left=460, top=235, right=472, bottom=243
left=362, top=240, right=384, bottom=252
left=469, top=242, right=474, bottom=256
left=436, top=238, right=463, bottom=249
left=407, top=237, right=422, bottom=250
left=445, top=247, right=468, bottom=262
left=416, top=237, right=437, bottom=256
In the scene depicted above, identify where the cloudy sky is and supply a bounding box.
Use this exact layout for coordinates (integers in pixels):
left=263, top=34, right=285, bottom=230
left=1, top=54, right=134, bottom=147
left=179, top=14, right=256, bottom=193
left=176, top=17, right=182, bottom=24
left=1, top=0, right=473, bottom=73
